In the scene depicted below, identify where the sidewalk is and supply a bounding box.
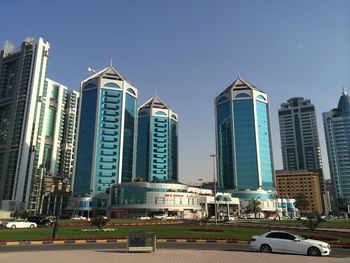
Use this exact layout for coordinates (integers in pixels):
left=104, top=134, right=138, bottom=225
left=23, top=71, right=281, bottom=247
left=0, top=248, right=348, bottom=263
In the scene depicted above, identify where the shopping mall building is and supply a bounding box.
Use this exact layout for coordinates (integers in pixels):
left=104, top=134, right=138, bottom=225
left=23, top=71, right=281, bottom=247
left=66, top=181, right=296, bottom=219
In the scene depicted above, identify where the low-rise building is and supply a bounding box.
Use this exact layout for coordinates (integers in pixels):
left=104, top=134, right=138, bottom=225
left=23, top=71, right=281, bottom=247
left=109, top=181, right=202, bottom=219
left=275, top=170, right=323, bottom=214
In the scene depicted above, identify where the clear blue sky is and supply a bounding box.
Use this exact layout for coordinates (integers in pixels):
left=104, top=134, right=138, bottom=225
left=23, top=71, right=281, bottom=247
left=1, top=0, right=349, bottom=184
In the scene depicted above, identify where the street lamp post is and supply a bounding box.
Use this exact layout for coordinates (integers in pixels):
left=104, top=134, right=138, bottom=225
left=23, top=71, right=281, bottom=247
left=51, top=180, right=70, bottom=239
left=210, top=154, right=218, bottom=225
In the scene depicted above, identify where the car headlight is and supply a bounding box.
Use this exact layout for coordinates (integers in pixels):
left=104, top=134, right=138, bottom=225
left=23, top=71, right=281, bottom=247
left=318, top=243, right=328, bottom=248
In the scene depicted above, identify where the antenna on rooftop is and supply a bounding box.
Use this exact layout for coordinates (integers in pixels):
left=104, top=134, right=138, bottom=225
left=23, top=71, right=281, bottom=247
left=87, top=67, right=96, bottom=73
left=110, top=58, right=113, bottom=67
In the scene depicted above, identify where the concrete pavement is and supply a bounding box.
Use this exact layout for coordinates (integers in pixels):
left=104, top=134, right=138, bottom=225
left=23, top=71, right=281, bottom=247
left=0, top=248, right=348, bottom=263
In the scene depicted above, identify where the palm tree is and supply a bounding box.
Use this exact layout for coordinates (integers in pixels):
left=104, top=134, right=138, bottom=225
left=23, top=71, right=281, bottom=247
left=294, top=193, right=309, bottom=217
left=245, top=199, right=262, bottom=218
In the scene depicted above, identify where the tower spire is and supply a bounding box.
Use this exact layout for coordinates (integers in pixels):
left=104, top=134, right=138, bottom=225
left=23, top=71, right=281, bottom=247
left=110, top=57, right=113, bottom=67
left=342, top=85, right=346, bottom=95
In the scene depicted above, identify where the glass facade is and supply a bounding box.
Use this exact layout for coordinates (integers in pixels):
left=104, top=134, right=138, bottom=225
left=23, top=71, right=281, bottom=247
left=121, top=94, right=137, bottom=182
left=278, top=97, right=322, bottom=172
left=112, top=186, right=148, bottom=205
left=231, top=191, right=277, bottom=199
left=216, top=99, right=233, bottom=189
left=74, top=67, right=138, bottom=197
left=111, top=183, right=187, bottom=206
left=233, top=99, right=258, bottom=190
left=0, top=42, right=36, bottom=201
left=151, top=116, right=169, bottom=181
left=74, top=88, right=98, bottom=196
left=136, top=97, right=178, bottom=182
left=170, top=119, right=178, bottom=181
left=256, top=101, right=274, bottom=190
left=215, top=77, right=275, bottom=193
left=136, top=115, right=150, bottom=181
left=94, top=87, right=122, bottom=193
left=324, top=97, right=350, bottom=200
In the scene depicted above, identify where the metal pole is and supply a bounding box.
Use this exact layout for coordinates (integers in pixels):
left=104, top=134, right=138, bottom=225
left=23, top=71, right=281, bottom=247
left=52, top=194, right=59, bottom=239
left=210, top=154, right=217, bottom=225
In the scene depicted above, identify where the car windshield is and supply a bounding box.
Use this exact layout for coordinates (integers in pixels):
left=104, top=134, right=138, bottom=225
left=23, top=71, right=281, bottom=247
left=293, top=234, right=305, bottom=240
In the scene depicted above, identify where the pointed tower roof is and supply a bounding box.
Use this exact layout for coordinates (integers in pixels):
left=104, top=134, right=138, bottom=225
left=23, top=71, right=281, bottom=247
left=338, top=87, right=350, bottom=113
left=223, top=74, right=263, bottom=94
left=139, top=96, right=169, bottom=110
left=83, top=66, right=125, bottom=83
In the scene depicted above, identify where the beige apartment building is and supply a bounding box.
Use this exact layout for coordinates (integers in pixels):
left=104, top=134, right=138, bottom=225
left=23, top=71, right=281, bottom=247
left=275, top=170, right=323, bottom=214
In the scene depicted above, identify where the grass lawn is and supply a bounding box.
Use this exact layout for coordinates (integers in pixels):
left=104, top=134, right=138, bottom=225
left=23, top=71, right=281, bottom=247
left=1, top=225, right=349, bottom=243
left=259, top=219, right=350, bottom=228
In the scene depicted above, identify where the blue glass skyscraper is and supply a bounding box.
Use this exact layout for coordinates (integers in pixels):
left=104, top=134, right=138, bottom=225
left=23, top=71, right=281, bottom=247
left=323, top=89, right=350, bottom=200
left=73, top=66, right=138, bottom=196
left=136, top=97, right=178, bottom=182
left=215, top=76, right=274, bottom=193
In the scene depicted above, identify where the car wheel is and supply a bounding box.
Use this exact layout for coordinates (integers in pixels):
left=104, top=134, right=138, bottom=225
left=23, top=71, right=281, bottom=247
left=260, top=244, right=272, bottom=253
left=307, top=247, right=321, bottom=256
left=29, top=224, right=35, bottom=228
left=11, top=225, right=16, bottom=229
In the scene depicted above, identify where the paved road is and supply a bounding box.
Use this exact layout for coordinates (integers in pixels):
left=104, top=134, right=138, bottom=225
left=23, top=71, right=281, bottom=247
left=0, top=242, right=349, bottom=258
left=0, top=247, right=348, bottom=263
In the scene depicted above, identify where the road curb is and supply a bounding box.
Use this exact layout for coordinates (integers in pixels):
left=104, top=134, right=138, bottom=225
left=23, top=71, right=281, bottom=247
left=0, top=238, right=349, bottom=248
left=0, top=238, right=245, bottom=246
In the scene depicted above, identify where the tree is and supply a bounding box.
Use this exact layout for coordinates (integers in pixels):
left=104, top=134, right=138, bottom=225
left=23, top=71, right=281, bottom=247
left=91, top=216, right=109, bottom=231
left=294, top=193, right=309, bottom=217
left=245, top=199, right=262, bottom=218
left=301, top=215, right=325, bottom=234
left=336, top=197, right=348, bottom=213
left=10, top=210, right=29, bottom=220
left=10, top=210, right=21, bottom=220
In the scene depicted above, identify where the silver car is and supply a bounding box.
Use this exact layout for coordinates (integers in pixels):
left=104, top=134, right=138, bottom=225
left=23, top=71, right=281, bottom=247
left=249, top=231, right=331, bottom=256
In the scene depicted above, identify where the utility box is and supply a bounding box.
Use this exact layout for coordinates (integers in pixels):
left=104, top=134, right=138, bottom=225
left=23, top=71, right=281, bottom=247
left=127, top=232, right=156, bottom=253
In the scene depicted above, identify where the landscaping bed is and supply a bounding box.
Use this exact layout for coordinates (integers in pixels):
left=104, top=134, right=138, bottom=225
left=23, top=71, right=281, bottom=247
left=0, top=225, right=350, bottom=244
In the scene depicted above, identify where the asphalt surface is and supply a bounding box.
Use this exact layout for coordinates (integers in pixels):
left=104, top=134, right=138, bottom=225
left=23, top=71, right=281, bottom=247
left=0, top=242, right=349, bottom=258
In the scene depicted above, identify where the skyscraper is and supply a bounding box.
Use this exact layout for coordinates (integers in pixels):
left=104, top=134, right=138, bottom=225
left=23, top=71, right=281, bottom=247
left=0, top=38, right=50, bottom=208
left=28, top=79, right=79, bottom=214
left=278, top=97, right=323, bottom=172
left=136, top=96, right=178, bottom=182
left=0, top=38, right=79, bottom=212
left=278, top=97, right=325, bottom=205
left=73, top=66, right=138, bottom=197
left=323, top=89, right=350, bottom=200
left=214, top=76, right=274, bottom=193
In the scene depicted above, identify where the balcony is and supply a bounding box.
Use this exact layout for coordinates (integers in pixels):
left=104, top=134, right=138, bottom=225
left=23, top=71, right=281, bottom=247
left=155, top=128, right=166, bottom=133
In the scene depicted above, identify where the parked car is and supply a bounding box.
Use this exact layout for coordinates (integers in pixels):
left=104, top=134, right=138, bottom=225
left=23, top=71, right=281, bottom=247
left=153, top=214, right=166, bottom=220
left=223, top=216, right=236, bottom=222
left=136, top=216, right=151, bottom=220
left=249, top=231, right=330, bottom=256
left=167, top=215, right=178, bottom=220
left=27, top=216, right=53, bottom=226
left=6, top=221, right=37, bottom=229
left=71, top=215, right=87, bottom=220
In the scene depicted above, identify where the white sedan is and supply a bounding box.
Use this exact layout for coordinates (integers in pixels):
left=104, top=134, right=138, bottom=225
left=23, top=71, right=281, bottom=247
left=249, top=231, right=331, bottom=256
left=136, top=216, right=151, bottom=220
left=6, top=221, right=37, bottom=229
